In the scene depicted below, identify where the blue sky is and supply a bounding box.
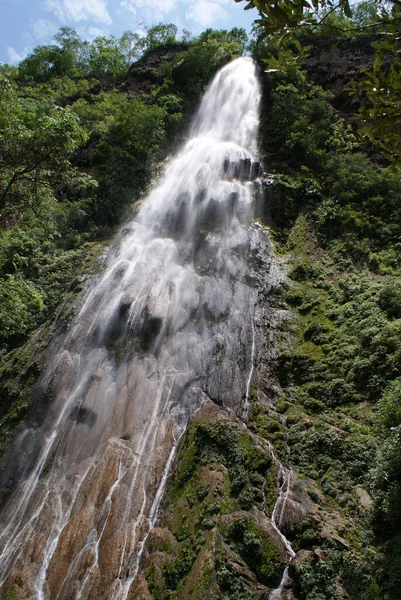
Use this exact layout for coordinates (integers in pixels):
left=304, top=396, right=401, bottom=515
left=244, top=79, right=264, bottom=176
left=1, top=0, right=257, bottom=64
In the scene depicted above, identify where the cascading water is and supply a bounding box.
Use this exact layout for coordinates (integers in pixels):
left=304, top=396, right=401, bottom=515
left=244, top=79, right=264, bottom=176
left=0, top=57, right=265, bottom=600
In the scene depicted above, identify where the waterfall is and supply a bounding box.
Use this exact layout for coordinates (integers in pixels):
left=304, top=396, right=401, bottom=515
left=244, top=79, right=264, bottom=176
left=0, top=57, right=263, bottom=600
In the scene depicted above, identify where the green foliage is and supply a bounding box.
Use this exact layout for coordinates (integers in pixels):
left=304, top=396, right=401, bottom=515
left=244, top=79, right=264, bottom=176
left=365, top=579, right=384, bottom=600
left=348, top=5, right=401, bottom=165
left=18, top=44, right=79, bottom=82
left=312, top=0, right=381, bottom=38
left=0, top=276, right=44, bottom=344
left=0, top=77, right=91, bottom=217
left=261, top=59, right=401, bottom=263
left=265, top=170, right=400, bottom=596
left=170, top=416, right=274, bottom=506
left=93, top=98, right=167, bottom=222
left=373, top=378, right=401, bottom=588
left=378, top=279, right=401, bottom=319
left=216, top=561, right=253, bottom=599
left=294, top=552, right=338, bottom=599
left=376, top=378, right=401, bottom=433
left=157, top=407, right=282, bottom=595
left=235, top=0, right=355, bottom=36
left=156, top=28, right=247, bottom=112
left=164, top=538, right=199, bottom=588
left=225, top=517, right=281, bottom=585
left=266, top=79, right=334, bottom=170
left=144, top=23, right=178, bottom=47
left=88, top=36, right=126, bottom=79
left=243, top=0, right=401, bottom=164
left=260, top=77, right=401, bottom=589
left=385, top=535, right=401, bottom=597
left=0, top=24, right=247, bottom=361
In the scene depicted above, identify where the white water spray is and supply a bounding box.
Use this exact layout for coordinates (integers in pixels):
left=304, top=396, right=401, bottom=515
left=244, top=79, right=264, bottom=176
left=0, top=57, right=262, bottom=600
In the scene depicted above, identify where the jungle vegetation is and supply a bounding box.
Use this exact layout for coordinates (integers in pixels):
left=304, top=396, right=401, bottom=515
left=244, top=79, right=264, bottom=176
left=0, top=6, right=401, bottom=598
left=0, top=25, right=247, bottom=355
left=242, top=0, right=401, bottom=594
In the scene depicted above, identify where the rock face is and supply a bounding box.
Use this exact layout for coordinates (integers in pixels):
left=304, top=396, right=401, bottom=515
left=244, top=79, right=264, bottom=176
left=303, top=37, right=376, bottom=116
left=0, top=43, right=380, bottom=600
left=126, top=43, right=189, bottom=95
left=0, top=58, right=268, bottom=600
left=132, top=402, right=297, bottom=599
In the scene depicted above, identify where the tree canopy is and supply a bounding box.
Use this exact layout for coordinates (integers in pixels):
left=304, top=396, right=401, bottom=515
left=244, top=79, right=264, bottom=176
left=239, top=0, right=401, bottom=164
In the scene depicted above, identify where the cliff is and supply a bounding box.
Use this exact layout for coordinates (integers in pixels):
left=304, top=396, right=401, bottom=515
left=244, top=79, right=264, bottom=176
left=0, top=32, right=400, bottom=600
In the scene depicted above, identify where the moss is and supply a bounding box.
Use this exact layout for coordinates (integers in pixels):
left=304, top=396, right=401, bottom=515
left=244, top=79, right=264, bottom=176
left=164, top=537, right=201, bottom=590
left=224, top=516, right=282, bottom=586
left=180, top=545, right=215, bottom=599
left=275, top=398, right=290, bottom=413
left=264, top=463, right=278, bottom=515
left=4, top=578, right=23, bottom=600
left=365, top=579, right=384, bottom=600
left=270, top=207, right=398, bottom=597
left=151, top=404, right=285, bottom=597
left=0, top=239, right=108, bottom=460
left=144, top=564, right=165, bottom=599
left=260, top=538, right=282, bottom=582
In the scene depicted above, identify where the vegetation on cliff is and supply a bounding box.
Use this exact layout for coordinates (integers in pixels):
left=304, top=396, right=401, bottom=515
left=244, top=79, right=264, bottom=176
left=1, top=8, right=401, bottom=600
left=0, top=26, right=246, bottom=455
left=257, top=29, right=401, bottom=597
left=135, top=14, right=401, bottom=598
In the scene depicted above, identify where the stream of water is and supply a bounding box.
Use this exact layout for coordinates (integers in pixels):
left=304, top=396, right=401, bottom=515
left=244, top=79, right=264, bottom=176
left=0, top=57, right=268, bottom=599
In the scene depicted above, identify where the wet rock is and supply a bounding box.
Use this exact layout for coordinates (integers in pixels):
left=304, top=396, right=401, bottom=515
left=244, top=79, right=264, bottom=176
left=224, top=158, right=262, bottom=182
left=250, top=161, right=262, bottom=180
left=275, top=472, right=311, bottom=535
left=221, top=509, right=293, bottom=562
left=355, top=485, right=373, bottom=511
left=69, top=406, right=97, bottom=427
left=136, top=308, right=163, bottom=352
left=240, top=157, right=251, bottom=180
left=270, top=590, right=297, bottom=600
left=334, top=577, right=350, bottom=598
left=0, top=59, right=286, bottom=600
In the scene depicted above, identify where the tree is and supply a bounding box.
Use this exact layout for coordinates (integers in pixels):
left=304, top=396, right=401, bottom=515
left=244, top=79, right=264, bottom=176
left=144, top=23, right=178, bottom=47
left=348, top=4, right=401, bottom=164
left=93, top=98, right=167, bottom=221
left=88, top=36, right=127, bottom=79
left=0, top=76, right=90, bottom=217
left=160, top=28, right=248, bottom=110
left=119, top=31, right=145, bottom=64
left=18, top=44, right=78, bottom=82
left=53, top=26, right=82, bottom=54
left=238, top=0, right=401, bottom=165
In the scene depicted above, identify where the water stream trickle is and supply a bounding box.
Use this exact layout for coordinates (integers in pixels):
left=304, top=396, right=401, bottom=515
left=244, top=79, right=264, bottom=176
left=267, top=439, right=296, bottom=599
left=241, top=318, right=255, bottom=422
left=0, top=57, right=264, bottom=599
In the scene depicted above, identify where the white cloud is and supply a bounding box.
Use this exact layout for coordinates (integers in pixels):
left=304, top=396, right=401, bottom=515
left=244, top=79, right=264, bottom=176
left=87, top=26, right=107, bottom=39
left=31, top=18, right=58, bottom=43
left=44, top=0, right=112, bottom=25
left=185, top=0, right=227, bottom=27
left=120, top=0, right=177, bottom=21
left=6, top=46, right=26, bottom=64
